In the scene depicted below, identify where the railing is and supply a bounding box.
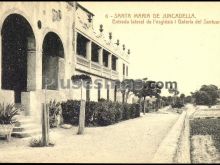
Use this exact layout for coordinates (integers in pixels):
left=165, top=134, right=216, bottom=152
left=111, top=70, right=119, bottom=79
left=91, top=62, right=102, bottom=71
left=112, top=70, right=119, bottom=76
left=76, top=55, right=120, bottom=79
left=102, top=66, right=111, bottom=74
left=76, top=55, right=90, bottom=67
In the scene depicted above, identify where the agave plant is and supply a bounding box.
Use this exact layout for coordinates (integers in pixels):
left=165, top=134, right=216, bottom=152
left=48, top=100, right=62, bottom=128
left=0, top=103, right=20, bottom=125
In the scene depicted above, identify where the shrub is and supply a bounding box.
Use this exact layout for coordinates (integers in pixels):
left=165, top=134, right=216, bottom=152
left=98, top=98, right=106, bottom=102
left=29, top=136, right=55, bottom=147
left=122, top=103, right=131, bottom=120
left=61, top=100, right=141, bottom=127
left=113, top=102, right=123, bottom=122
left=130, top=103, right=140, bottom=118
left=171, top=101, right=184, bottom=109
left=0, top=103, right=19, bottom=125
left=29, top=137, right=43, bottom=147
left=96, top=101, right=116, bottom=126
left=85, top=101, right=98, bottom=126
left=48, top=100, right=62, bottom=128
left=61, top=100, right=80, bottom=125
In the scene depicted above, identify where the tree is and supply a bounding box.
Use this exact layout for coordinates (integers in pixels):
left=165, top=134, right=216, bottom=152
left=71, top=74, right=91, bottom=135
left=200, top=85, right=219, bottom=105
left=161, top=96, right=170, bottom=106
left=185, top=95, right=192, bottom=104
left=191, top=84, right=220, bottom=106
left=71, top=74, right=92, bottom=101
left=180, top=93, right=185, bottom=105
left=133, top=78, right=162, bottom=114
left=119, top=79, right=134, bottom=103
left=192, top=90, right=212, bottom=106
left=168, top=88, right=179, bottom=105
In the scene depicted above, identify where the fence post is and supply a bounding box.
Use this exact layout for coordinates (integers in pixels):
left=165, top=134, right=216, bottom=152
left=78, top=100, right=86, bottom=135
left=42, top=103, right=49, bottom=146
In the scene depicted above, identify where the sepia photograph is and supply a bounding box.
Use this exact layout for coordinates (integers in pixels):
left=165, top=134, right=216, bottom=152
left=0, top=1, right=220, bottom=163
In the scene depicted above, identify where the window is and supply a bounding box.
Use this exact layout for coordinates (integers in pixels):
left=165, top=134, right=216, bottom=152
left=76, top=33, right=89, bottom=58
left=103, top=50, right=109, bottom=67
left=112, top=55, right=117, bottom=71
left=91, top=42, right=100, bottom=63
left=126, top=66, right=128, bottom=76
left=123, top=64, right=125, bottom=75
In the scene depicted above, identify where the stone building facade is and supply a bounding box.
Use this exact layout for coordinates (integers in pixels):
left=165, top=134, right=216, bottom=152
left=0, top=2, right=130, bottom=127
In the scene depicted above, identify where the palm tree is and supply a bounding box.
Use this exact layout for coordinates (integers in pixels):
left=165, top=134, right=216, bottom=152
left=168, top=88, right=179, bottom=105
left=71, top=74, right=91, bottom=134
left=180, top=93, right=185, bottom=105
left=133, top=78, right=161, bottom=114
left=71, top=74, right=92, bottom=101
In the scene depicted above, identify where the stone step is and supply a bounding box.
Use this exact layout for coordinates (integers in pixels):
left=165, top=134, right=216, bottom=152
left=12, top=129, right=41, bottom=138
left=14, top=117, right=33, bottom=123
left=13, top=126, right=25, bottom=132
left=12, top=114, right=42, bottom=138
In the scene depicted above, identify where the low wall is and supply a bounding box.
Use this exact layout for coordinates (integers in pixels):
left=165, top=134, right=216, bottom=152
left=151, top=110, right=191, bottom=163
left=0, top=89, right=14, bottom=104
left=21, top=89, right=74, bottom=126
left=175, top=111, right=191, bottom=163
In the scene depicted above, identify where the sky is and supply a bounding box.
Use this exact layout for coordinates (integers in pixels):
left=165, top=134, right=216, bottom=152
left=79, top=2, right=220, bottom=96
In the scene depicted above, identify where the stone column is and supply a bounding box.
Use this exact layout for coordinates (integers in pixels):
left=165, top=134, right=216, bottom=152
left=27, top=36, right=42, bottom=91
left=86, top=40, right=92, bottom=70
left=86, top=41, right=92, bottom=60
left=36, top=48, right=42, bottom=90
left=116, top=58, right=118, bottom=71
left=58, top=57, right=65, bottom=90
left=74, top=32, right=78, bottom=63
left=0, top=34, right=1, bottom=89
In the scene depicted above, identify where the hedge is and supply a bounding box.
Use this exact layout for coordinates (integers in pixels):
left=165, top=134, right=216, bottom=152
left=61, top=100, right=140, bottom=126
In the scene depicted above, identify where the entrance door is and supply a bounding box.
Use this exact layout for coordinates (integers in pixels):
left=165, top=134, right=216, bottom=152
left=1, top=14, right=36, bottom=103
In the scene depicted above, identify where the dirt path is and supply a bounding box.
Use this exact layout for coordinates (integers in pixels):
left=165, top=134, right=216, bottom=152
left=0, top=111, right=179, bottom=163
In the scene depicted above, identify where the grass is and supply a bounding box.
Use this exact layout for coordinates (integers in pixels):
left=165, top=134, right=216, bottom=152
left=190, top=118, right=220, bottom=152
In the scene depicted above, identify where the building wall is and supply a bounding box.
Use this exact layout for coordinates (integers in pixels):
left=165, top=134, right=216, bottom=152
left=0, top=2, right=75, bottom=93
left=0, top=2, right=76, bottom=126
left=0, top=2, right=131, bottom=125
left=74, top=70, right=123, bottom=102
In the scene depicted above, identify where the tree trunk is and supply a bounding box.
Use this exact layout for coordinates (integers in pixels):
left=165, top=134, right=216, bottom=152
left=125, top=92, right=129, bottom=103
left=172, top=96, right=175, bottom=105
left=122, top=93, right=125, bottom=103
left=146, top=100, right=149, bottom=113
left=143, top=97, right=146, bottom=115
left=156, top=99, right=160, bottom=111
left=139, top=98, right=142, bottom=114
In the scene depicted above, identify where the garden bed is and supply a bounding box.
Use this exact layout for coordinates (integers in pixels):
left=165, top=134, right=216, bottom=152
left=190, top=118, right=220, bottom=163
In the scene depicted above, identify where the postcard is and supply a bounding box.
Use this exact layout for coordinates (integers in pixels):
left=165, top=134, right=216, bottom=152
left=0, top=1, right=219, bottom=163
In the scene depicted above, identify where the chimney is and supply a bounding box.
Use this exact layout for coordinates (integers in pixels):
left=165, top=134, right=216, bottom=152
left=88, top=14, right=92, bottom=23
left=123, top=44, right=125, bottom=51
left=115, top=39, right=120, bottom=46
left=99, top=24, right=103, bottom=36
left=109, top=32, right=112, bottom=40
